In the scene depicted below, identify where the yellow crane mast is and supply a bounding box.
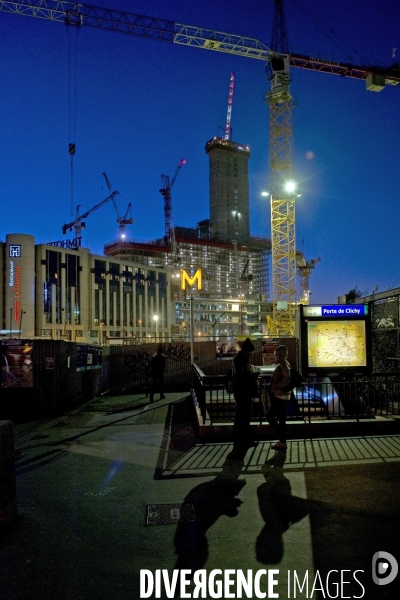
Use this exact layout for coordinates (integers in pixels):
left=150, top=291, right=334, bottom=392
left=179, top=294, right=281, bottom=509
left=265, top=0, right=296, bottom=336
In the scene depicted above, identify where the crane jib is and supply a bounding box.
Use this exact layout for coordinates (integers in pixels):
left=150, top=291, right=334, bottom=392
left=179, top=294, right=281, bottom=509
left=1, top=1, right=399, bottom=84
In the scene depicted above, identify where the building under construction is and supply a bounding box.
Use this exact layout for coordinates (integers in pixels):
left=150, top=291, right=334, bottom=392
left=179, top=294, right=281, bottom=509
left=206, top=137, right=251, bottom=246
left=104, top=231, right=271, bottom=339
left=104, top=134, right=271, bottom=340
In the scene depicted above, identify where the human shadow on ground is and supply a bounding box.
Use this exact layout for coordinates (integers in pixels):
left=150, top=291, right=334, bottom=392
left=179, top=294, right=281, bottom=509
left=256, top=451, right=309, bottom=564
left=173, top=456, right=246, bottom=572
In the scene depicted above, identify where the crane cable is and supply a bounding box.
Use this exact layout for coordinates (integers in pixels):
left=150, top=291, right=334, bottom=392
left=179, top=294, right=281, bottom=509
left=288, top=0, right=372, bottom=65
left=68, top=23, right=79, bottom=217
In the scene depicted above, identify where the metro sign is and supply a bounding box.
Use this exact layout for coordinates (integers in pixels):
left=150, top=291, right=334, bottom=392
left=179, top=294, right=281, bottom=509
left=180, top=268, right=202, bottom=291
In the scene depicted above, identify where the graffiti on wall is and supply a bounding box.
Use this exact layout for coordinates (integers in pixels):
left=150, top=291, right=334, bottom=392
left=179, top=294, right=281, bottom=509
left=123, top=343, right=191, bottom=376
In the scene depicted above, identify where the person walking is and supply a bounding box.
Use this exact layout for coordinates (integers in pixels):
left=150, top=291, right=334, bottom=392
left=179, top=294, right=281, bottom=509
left=149, top=345, right=166, bottom=402
left=267, top=345, right=291, bottom=450
left=228, top=337, right=260, bottom=460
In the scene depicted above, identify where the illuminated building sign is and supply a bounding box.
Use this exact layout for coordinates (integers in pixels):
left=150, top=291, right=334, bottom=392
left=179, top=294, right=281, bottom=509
left=47, top=238, right=81, bottom=249
left=181, top=268, right=202, bottom=291
left=9, top=259, right=21, bottom=323
left=9, top=260, right=14, bottom=286
left=303, top=305, right=368, bottom=318
left=9, top=245, right=21, bottom=257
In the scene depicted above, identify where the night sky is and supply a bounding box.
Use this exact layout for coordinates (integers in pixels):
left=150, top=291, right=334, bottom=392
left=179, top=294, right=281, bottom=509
left=1, top=0, right=399, bottom=303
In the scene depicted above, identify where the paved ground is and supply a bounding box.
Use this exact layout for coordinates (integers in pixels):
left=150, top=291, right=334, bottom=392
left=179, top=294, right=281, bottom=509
left=1, top=392, right=400, bottom=599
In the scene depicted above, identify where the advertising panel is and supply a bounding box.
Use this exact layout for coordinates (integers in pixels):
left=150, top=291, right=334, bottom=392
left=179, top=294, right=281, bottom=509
left=216, top=340, right=240, bottom=359
left=299, top=304, right=372, bottom=375
left=1, top=340, right=34, bottom=388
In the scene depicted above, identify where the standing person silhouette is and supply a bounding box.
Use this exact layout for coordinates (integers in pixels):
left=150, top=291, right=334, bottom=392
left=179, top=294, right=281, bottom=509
left=149, top=345, right=166, bottom=402
left=228, top=337, right=260, bottom=460
left=267, top=345, right=291, bottom=450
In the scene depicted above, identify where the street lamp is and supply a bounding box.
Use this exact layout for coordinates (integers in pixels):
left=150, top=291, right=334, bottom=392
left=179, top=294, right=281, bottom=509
left=99, top=321, right=105, bottom=345
left=153, top=315, right=159, bottom=342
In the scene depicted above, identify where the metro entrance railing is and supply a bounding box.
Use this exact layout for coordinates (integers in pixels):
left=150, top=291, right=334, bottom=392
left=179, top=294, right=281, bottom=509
left=191, top=364, right=400, bottom=426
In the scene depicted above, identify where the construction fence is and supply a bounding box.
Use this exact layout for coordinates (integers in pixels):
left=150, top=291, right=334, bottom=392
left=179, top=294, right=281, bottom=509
left=0, top=338, right=296, bottom=421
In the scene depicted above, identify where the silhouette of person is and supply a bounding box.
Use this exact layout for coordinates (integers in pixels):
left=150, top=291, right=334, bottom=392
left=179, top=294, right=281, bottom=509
left=149, top=345, right=166, bottom=402
left=256, top=451, right=309, bottom=564
left=174, top=458, right=246, bottom=573
left=229, top=337, right=261, bottom=459
left=267, top=344, right=291, bottom=450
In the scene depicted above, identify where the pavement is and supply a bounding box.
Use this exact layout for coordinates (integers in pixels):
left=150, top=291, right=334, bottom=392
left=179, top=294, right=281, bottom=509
left=1, top=391, right=400, bottom=600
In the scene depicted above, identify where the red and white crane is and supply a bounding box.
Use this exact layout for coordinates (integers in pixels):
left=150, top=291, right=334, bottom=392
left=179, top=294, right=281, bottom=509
left=224, top=72, right=235, bottom=141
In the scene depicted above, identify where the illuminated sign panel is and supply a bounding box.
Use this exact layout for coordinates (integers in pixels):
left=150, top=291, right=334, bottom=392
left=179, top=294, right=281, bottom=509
left=307, top=320, right=367, bottom=368
left=9, top=259, right=21, bottom=323
left=303, top=305, right=368, bottom=317
left=299, top=304, right=372, bottom=375
left=47, top=239, right=81, bottom=249
left=9, top=245, right=21, bottom=257
left=180, top=268, right=202, bottom=291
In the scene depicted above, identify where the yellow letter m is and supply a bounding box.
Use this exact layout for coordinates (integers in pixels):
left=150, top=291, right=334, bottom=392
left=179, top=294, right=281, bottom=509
left=181, top=268, right=202, bottom=291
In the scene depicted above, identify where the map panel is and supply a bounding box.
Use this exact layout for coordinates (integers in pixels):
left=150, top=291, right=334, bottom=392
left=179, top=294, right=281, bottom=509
left=307, top=320, right=367, bottom=368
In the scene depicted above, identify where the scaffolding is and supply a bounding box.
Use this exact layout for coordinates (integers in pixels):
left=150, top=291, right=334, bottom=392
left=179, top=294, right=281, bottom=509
left=104, top=231, right=271, bottom=301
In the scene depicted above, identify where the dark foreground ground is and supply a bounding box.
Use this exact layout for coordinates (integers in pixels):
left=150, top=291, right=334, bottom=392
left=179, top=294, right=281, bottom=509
left=1, top=392, right=400, bottom=599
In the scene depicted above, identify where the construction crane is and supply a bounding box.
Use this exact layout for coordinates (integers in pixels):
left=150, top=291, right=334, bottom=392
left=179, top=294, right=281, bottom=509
left=159, top=158, right=186, bottom=262
left=102, top=172, right=134, bottom=239
left=238, top=259, right=253, bottom=335
left=224, top=72, right=235, bottom=140
left=62, top=189, right=119, bottom=246
left=296, top=251, right=321, bottom=305
left=3, top=2, right=398, bottom=88
left=266, top=0, right=296, bottom=336
left=4, top=0, right=400, bottom=327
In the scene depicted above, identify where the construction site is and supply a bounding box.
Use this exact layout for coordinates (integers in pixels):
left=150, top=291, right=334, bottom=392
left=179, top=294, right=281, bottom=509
left=1, top=1, right=400, bottom=344
left=103, top=131, right=272, bottom=341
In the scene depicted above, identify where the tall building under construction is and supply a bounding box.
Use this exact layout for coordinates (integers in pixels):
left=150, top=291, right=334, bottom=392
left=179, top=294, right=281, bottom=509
left=206, top=137, right=251, bottom=246
left=103, top=134, right=271, bottom=340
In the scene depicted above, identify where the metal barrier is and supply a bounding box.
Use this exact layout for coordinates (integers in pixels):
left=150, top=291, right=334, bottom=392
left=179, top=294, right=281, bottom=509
left=191, top=365, right=400, bottom=426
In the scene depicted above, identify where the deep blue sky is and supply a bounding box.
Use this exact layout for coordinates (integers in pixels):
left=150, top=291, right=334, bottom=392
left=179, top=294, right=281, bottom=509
left=1, top=0, right=400, bottom=303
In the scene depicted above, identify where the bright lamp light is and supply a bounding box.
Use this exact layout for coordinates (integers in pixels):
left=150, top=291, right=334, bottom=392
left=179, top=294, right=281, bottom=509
left=284, top=181, right=296, bottom=193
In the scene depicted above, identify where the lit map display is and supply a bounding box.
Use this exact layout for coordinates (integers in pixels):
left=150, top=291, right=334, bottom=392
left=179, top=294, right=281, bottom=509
left=307, top=320, right=367, bottom=368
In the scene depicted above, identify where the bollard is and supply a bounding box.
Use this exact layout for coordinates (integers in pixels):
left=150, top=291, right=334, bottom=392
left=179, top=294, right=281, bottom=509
left=0, top=420, right=17, bottom=529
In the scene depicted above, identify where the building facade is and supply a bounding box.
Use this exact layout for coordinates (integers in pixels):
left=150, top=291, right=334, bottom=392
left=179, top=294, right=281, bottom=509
left=104, top=228, right=272, bottom=340
left=1, top=234, right=171, bottom=343
left=0, top=232, right=272, bottom=344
